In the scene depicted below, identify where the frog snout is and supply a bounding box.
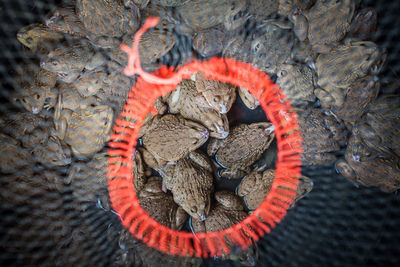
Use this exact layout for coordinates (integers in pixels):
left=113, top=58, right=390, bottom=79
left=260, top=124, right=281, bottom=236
left=40, top=61, right=46, bottom=67
left=199, top=213, right=206, bottom=221
left=32, top=107, right=39, bottom=114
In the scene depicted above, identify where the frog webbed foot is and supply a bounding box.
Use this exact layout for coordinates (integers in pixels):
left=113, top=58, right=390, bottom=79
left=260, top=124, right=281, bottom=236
left=219, top=168, right=247, bottom=179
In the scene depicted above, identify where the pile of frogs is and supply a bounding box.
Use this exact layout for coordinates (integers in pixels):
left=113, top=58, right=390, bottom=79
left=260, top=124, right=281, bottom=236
left=1, top=0, right=400, bottom=266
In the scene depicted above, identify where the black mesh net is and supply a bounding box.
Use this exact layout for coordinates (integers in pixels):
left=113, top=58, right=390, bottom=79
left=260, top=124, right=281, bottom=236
left=0, top=0, right=399, bottom=266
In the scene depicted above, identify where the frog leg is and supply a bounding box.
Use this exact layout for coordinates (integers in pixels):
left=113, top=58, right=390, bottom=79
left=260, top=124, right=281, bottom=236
left=206, top=138, right=223, bottom=157
left=314, top=87, right=339, bottom=109
left=188, top=151, right=213, bottom=173
left=219, top=168, right=248, bottom=179
left=223, top=1, right=250, bottom=31
left=44, top=86, right=59, bottom=110
left=173, top=207, right=189, bottom=230
left=289, top=9, right=308, bottom=42
left=215, top=191, right=244, bottom=211
left=237, top=171, right=261, bottom=197
left=189, top=216, right=206, bottom=233
left=54, top=94, right=67, bottom=140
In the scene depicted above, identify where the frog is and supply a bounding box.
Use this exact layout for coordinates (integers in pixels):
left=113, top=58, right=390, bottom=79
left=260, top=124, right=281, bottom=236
left=158, top=150, right=213, bottom=221
left=166, top=79, right=229, bottom=139
left=294, top=106, right=347, bottom=165
left=350, top=95, right=400, bottom=159
left=195, top=72, right=237, bottom=114
left=347, top=7, right=377, bottom=41
left=289, top=0, right=356, bottom=53
left=67, top=152, right=111, bottom=211
left=332, top=75, right=380, bottom=129
left=54, top=94, right=114, bottom=159
left=123, top=0, right=150, bottom=9
left=246, top=0, right=279, bottom=21
left=76, top=0, right=140, bottom=36
left=12, top=60, right=58, bottom=114
left=174, top=0, right=248, bottom=35
left=251, top=19, right=296, bottom=74
left=16, top=23, right=64, bottom=57
left=314, top=40, right=386, bottom=108
left=275, top=63, right=316, bottom=107
left=278, top=0, right=315, bottom=17
left=238, top=87, right=259, bottom=110
left=336, top=136, right=400, bottom=193
left=192, top=27, right=225, bottom=58
left=40, top=39, right=106, bottom=83
left=30, top=134, right=72, bottom=167
left=139, top=114, right=209, bottom=169
left=237, top=169, right=313, bottom=210
left=190, top=191, right=258, bottom=266
left=223, top=33, right=254, bottom=64
left=0, top=133, right=34, bottom=174
left=208, top=122, right=275, bottom=179
left=153, top=0, right=190, bottom=6
left=138, top=176, right=190, bottom=229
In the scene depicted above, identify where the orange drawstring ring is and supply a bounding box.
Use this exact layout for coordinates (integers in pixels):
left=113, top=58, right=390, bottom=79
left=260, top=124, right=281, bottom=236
left=108, top=17, right=303, bottom=258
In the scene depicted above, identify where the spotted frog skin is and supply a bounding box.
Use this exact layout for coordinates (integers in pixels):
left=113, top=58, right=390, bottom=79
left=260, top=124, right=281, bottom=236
left=290, top=0, right=356, bottom=53
left=208, top=122, right=275, bottom=179
left=167, top=79, right=229, bottom=139
left=139, top=114, right=209, bottom=169
left=237, top=169, right=313, bottom=210
left=314, top=40, right=386, bottom=108
left=174, top=0, right=248, bottom=35
left=12, top=61, right=58, bottom=114
left=195, top=72, right=236, bottom=114
left=190, top=191, right=258, bottom=266
left=159, top=150, right=213, bottom=221
left=40, top=39, right=106, bottom=83
left=54, top=94, right=114, bottom=159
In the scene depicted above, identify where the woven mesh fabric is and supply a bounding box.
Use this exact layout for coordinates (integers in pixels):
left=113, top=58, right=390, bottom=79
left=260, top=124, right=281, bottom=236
left=0, top=0, right=400, bottom=266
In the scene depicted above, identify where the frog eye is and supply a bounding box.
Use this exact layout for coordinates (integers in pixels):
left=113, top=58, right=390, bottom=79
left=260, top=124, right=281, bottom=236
left=103, top=117, right=110, bottom=126
left=190, top=207, right=197, bottom=214
left=213, top=97, right=218, bottom=102
left=280, top=70, right=288, bottom=77
left=22, top=98, right=27, bottom=103
left=51, top=60, right=58, bottom=66
left=35, top=94, right=40, bottom=99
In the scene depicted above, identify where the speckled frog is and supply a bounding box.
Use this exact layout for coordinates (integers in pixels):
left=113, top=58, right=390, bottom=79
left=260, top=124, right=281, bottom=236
left=174, top=0, right=248, bottom=35
left=290, top=0, right=356, bottom=53
left=159, top=150, right=213, bottom=221
left=315, top=40, right=386, bottom=108
left=195, top=72, right=236, bottom=114
left=190, top=191, right=258, bottom=266
left=208, top=122, right=275, bottom=179
left=139, top=114, right=209, bottom=169
left=167, top=79, right=229, bottom=139
left=237, top=169, right=313, bottom=210
left=54, top=95, right=114, bottom=159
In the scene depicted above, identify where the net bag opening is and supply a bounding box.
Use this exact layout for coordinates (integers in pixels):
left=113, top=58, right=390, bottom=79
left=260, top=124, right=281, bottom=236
left=107, top=17, right=303, bottom=258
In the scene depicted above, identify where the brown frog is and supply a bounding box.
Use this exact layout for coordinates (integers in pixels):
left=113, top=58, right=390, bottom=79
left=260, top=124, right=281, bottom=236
left=76, top=0, right=140, bottom=46
left=40, top=39, right=106, bottom=83
left=12, top=60, right=58, bottom=114
left=159, top=150, right=213, bottom=221
left=139, top=114, right=209, bottom=169
left=175, top=0, right=248, bottom=35
left=275, top=63, right=316, bottom=106
left=347, top=7, right=377, bottom=41
left=30, top=134, right=72, bottom=167
left=167, top=79, right=229, bottom=139
left=67, top=152, right=111, bottom=211
left=132, top=150, right=189, bottom=229
left=278, top=0, right=315, bottom=17
left=336, top=136, right=400, bottom=193
left=315, top=41, right=386, bottom=108
left=16, top=23, right=64, bottom=57
left=223, top=34, right=254, bottom=64
left=208, top=122, right=275, bottom=179
left=333, top=75, right=380, bottom=128
left=289, top=0, right=356, bottom=53
left=190, top=191, right=258, bottom=266
left=54, top=95, right=114, bottom=159
left=195, top=72, right=237, bottom=114
left=193, top=27, right=225, bottom=57
left=238, top=87, right=259, bottom=110
left=251, top=19, right=295, bottom=74
left=247, top=0, right=279, bottom=21
left=295, top=107, right=347, bottom=165
left=0, top=133, right=34, bottom=174
left=350, top=95, right=400, bottom=159
left=237, top=169, right=313, bottom=210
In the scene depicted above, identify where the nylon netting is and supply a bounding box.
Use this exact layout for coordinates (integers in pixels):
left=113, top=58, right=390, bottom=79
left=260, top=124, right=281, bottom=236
left=0, top=0, right=399, bottom=266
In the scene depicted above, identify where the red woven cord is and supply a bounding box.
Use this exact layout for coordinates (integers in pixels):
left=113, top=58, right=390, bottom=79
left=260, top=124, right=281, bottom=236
left=107, top=17, right=302, bottom=258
